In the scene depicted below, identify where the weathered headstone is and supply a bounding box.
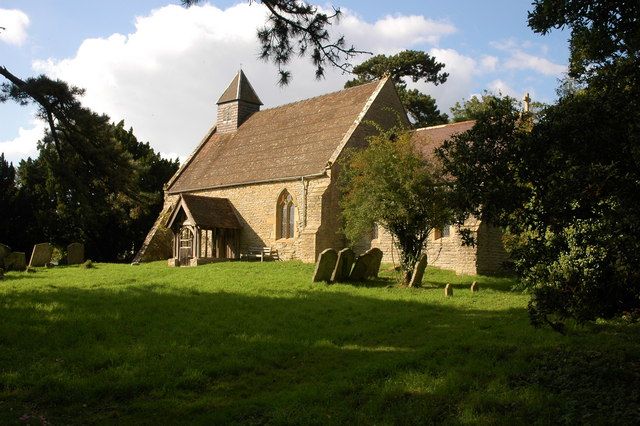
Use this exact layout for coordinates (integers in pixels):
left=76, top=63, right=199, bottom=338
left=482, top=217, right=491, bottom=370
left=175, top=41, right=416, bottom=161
left=29, top=243, right=52, bottom=267
left=444, top=283, right=453, bottom=297
left=0, top=243, right=11, bottom=268
left=470, top=281, right=479, bottom=292
left=67, top=242, right=85, bottom=265
left=331, top=248, right=355, bottom=283
left=349, top=253, right=371, bottom=282
left=312, top=248, right=338, bottom=283
left=409, top=253, right=429, bottom=287
left=365, top=247, right=383, bottom=278
left=4, top=252, right=26, bottom=271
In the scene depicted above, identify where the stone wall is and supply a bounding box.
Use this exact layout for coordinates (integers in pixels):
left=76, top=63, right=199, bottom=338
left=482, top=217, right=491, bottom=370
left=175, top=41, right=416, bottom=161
left=216, top=101, right=260, bottom=134
left=476, top=222, right=508, bottom=275
left=189, top=175, right=333, bottom=262
left=367, top=216, right=505, bottom=276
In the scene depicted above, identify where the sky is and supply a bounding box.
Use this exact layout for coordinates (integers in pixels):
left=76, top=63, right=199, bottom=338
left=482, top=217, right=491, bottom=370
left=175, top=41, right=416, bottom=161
left=0, top=0, right=569, bottom=164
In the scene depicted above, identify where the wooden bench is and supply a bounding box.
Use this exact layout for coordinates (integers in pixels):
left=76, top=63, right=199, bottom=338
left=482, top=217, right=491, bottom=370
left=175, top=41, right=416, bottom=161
left=241, top=247, right=278, bottom=262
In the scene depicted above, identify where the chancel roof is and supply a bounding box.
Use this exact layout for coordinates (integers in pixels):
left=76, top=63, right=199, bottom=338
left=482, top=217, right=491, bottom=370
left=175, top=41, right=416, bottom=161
left=410, top=120, right=475, bottom=162
left=167, top=79, right=386, bottom=193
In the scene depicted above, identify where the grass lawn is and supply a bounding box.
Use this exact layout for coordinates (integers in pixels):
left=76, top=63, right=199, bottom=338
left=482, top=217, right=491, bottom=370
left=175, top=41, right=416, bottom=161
left=1, top=261, right=639, bottom=424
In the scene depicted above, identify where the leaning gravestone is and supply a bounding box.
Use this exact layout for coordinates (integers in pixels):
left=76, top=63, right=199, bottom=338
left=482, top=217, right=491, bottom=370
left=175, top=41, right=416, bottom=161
left=409, top=253, right=429, bottom=287
left=29, top=243, right=52, bottom=267
left=350, top=251, right=374, bottom=282
left=0, top=243, right=11, bottom=268
left=331, top=248, right=355, bottom=283
left=67, top=242, right=85, bottom=265
left=4, top=252, right=26, bottom=271
left=470, top=281, right=479, bottom=292
left=312, top=248, right=338, bottom=283
left=365, top=247, right=383, bottom=278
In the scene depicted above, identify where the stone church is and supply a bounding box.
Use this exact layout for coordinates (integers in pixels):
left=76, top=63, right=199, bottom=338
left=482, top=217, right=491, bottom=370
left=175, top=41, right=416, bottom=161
left=135, top=70, right=507, bottom=275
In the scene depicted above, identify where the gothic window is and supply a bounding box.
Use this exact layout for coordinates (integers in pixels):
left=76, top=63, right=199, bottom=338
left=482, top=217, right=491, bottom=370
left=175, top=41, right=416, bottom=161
left=434, top=224, right=451, bottom=240
left=277, top=190, right=296, bottom=239
left=372, top=223, right=379, bottom=240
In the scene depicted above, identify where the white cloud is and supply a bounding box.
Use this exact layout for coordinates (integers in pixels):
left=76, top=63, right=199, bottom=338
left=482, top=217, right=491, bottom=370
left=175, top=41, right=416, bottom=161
left=405, top=48, right=479, bottom=115
left=490, top=38, right=565, bottom=76
left=30, top=3, right=461, bottom=159
left=0, top=118, right=45, bottom=163
left=0, top=8, right=29, bottom=46
left=504, top=50, right=566, bottom=76
left=487, top=79, right=518, bottom=97
left=480, top=55, right=498, bottom=72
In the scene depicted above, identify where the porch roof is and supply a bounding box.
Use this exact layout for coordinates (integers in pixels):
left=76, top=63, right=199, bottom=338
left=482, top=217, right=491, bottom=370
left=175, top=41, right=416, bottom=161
left=166, top=194, right=241, bottom=230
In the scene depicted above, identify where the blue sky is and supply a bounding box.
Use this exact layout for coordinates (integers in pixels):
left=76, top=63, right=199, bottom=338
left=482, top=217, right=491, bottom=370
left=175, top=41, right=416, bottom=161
left=1, top=0, right=568, bottom=163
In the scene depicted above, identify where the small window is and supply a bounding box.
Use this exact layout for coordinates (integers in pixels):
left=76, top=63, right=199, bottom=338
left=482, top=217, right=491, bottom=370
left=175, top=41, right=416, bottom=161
left=277, top=190, right=296, bottom=239
left=434, top=225, right=451, bottom=240
left=372, top=223, right=379, bottom=240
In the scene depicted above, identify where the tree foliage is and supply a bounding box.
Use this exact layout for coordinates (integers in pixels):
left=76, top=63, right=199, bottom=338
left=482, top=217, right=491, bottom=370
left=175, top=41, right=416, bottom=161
left=340, top=126, right=450, bottom=284
left=438, top=1, right=640, bottom=330
left=182, top=0, right=368, bottom=84
left=345, top=50, right=449, bottom=127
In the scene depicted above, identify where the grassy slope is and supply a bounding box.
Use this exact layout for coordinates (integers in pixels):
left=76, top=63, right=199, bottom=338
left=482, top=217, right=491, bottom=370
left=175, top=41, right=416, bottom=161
left=0, top=262, right=639, bottom=424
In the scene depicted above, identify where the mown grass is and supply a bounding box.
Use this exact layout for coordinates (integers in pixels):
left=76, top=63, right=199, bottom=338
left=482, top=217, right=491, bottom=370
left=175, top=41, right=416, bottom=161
left=1, top=261, right=639, bottom=424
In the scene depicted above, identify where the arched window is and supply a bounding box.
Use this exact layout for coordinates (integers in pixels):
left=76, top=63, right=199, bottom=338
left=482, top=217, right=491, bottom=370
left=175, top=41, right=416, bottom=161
left=277, top=190, right=296, bottom=239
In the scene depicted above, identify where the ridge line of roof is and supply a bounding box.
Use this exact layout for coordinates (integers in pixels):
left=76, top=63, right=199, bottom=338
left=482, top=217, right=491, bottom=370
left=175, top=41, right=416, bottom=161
left=257, top=79, right=381, bottom=113
left=414, top=120, right=476, bottom=131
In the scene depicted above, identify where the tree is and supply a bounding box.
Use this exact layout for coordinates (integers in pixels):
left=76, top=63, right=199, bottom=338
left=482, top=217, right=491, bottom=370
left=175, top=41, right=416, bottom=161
left=340, top=126, right=450, bottom=284
left=0, top=70, right=139, bottom=197
left=182, top=0, right=368, bottom=84
left=450, top=92, right=546, bottom=123
left=438, top=0, right=640, bottom=330
left=345, top=50, right=449, bottom=126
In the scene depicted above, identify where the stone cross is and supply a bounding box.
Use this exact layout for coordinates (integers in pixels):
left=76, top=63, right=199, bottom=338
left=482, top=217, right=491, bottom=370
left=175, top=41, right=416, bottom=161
left=29, top=243, right=52, bottom=267
left=409, top=253, right=428, bottom=287
left=331, top=248, right=355, bottom=283
left=444, top=283, right=453, bottom=297
left=312, top=248, right=338, bottom=283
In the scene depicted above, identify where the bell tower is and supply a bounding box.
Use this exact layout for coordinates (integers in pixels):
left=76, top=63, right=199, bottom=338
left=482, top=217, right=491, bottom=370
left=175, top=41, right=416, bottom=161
left=216, top=70, right=263, bottom=133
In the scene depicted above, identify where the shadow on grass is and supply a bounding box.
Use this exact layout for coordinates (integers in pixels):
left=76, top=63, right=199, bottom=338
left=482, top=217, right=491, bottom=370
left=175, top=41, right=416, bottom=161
left=0, top=285, right=638, bottom=424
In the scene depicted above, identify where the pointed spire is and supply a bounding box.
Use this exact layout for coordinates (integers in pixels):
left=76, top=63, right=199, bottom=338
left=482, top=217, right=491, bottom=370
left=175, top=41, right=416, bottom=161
left=217, top=70, right=262, bottom=106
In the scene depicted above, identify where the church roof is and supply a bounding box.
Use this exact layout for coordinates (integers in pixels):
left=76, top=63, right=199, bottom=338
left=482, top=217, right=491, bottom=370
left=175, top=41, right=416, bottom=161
left=217, top=70, right=263, bottom=106
left=166, top=194, right=241, bottom=229
left=411, top=120, right=475, bottom=162
left=167, top=79, right=389, bottom=193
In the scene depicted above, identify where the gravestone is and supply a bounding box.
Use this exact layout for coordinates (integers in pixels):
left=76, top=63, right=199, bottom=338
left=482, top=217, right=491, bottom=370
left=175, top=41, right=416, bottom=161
left=349, top=253, right=371, bottom=282
left=444, top=283, right=453, bottom=297
left=4, top=252, right=26, bottom=271
left=470, top=281, right=479, bottom=292
left=0, top=243, right=11, bottom=268
left=29, top=243, right=52, bottom=267
left=67, top=243, right=85, bottom=265
left=366, top=248, right=383, bottom=278
left=409, top=253, right=429, bottom=287
left=312, top=248, right=338, bottom=283
left=331, top=248, right=355, bottom=283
